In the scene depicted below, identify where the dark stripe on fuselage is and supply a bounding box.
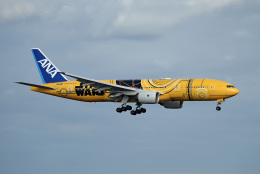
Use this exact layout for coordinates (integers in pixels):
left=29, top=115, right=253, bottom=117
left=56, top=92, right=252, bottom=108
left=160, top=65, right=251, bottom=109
left=201, top=79, right=204, bottom=87
left=187, top=79, right=192, bottom=101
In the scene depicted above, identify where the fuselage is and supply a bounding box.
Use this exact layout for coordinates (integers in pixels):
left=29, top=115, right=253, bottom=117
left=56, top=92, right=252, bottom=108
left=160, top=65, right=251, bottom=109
left=16, top=49, right=240, bottom=114
left=31, top=78, right=239, bottom=103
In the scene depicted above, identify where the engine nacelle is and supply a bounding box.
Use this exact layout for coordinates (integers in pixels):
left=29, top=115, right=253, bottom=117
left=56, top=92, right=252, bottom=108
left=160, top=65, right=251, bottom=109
left=137, top=91, right=159, bottom=104
left=160, top=101, right=184, bottom=109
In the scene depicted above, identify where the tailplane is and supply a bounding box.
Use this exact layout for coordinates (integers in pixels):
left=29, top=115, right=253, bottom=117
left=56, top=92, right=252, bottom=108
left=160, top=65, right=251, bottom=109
left=32, top=48, right=68, bottom=84
left=15, top=82, right=56, bottom=90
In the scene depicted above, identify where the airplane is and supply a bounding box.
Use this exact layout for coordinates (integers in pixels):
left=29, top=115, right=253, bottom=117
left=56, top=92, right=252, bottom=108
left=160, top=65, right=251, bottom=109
left=15, top=48, right=239, bottom=115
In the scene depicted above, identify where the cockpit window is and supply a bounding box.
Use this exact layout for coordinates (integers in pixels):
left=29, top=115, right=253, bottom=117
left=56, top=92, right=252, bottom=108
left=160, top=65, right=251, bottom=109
left=227, top=85, right=235, bottom=88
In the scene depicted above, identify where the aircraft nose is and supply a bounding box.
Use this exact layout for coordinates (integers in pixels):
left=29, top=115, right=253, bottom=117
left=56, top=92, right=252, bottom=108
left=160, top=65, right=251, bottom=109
left=230, top=88, right=239, bottom=96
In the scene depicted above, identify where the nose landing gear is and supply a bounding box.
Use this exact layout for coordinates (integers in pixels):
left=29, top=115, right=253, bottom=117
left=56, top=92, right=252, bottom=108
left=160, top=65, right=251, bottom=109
left=216, top=103, right=221, bottom=111
left=216, top=99, right=224, bottom=111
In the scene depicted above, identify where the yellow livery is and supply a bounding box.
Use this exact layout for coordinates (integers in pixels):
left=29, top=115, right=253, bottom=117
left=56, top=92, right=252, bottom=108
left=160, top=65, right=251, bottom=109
left=16, top=49, right=239, bottom=115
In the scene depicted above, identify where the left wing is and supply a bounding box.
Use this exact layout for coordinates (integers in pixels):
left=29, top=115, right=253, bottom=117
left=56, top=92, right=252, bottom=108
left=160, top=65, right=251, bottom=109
left=59, top=72, right=139, bottom=100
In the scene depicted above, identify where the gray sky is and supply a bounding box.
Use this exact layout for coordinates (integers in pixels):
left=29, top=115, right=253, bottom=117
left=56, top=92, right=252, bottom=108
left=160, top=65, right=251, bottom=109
left=1, top=0, right=260, bottom=174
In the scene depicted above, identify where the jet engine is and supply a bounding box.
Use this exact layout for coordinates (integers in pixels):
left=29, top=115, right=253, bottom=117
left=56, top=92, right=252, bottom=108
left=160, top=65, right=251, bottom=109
left=160, top=101, right=184, bottom=109
left=137, top=91, right=160, bottom=104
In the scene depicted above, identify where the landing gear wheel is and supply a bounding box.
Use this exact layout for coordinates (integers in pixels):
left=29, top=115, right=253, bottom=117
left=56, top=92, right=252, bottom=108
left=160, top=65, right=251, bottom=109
left=216, top=101, right=222, bottom=111
left=126, top=105, right=132, bottom=110
left=116, top=108, right=122, bottom=113
left=140, top=108, right=146, bottom=113
left=130, top=110, right=136, bottom=115
left=136, top=109, right=142, bottom=114
left=121, top=106, right=127, bottom=112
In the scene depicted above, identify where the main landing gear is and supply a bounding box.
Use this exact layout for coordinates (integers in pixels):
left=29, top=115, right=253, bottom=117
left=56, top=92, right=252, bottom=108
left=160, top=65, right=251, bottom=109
left=116, top=104, right=132, bottom=113
left=116, top=103, right=146, bottom=115
left=130, top=103, right=146, bottom=115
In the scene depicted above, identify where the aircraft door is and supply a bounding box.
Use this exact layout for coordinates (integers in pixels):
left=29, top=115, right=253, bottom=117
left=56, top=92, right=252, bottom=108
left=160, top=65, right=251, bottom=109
left=173, top=80, right=185, bottom=99
left=174, top=83, right=180, bottom=92
left=68, top=85, right=73, bottom=94
left=210, top=83, right=215, bottom=91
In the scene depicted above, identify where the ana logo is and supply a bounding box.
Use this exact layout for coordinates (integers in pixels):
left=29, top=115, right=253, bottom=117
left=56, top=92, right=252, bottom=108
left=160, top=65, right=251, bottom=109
left=38, top=59, right=57, bottom=78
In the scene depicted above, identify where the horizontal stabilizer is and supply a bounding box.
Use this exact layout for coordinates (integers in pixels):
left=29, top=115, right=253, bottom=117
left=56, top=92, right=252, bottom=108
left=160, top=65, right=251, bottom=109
left=15, top=82, right=56, bottom=90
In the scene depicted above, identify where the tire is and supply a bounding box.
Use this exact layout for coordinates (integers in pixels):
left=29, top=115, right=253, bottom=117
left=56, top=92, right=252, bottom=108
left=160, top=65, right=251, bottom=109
left=121, top=107, right=127, bottom=111
left=136, top=109, right=142, bottom=114
left=131, top=110, right=136, bottom=115
left=140, top=108, right=146, bottom=113
left=126, top=105, right=132, bottom=110
left=216, top=106, right=221, bottom=111
left=116, top=108, right=122, bottom=113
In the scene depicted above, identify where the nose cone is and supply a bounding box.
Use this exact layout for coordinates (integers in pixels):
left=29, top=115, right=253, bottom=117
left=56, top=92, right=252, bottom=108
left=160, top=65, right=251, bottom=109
left=230, top=88, right=239, bottom=96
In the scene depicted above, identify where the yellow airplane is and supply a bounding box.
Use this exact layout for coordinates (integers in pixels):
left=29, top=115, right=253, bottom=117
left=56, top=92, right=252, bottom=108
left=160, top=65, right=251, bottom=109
left=16, top=48, right=239, bottom=115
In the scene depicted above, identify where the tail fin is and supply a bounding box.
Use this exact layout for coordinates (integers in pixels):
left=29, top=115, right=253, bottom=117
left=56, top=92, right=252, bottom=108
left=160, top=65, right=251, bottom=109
left=32, top=48, right=68, bottom=84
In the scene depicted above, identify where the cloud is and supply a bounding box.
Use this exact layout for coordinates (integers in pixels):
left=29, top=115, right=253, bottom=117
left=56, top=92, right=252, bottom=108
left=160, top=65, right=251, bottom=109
left=0, top=0, right=242, bottom=38
left=0, top=0, right=54, bottom=24
left=0, top=0, right=36, bottom=22
left=108, top=0, right=242, bottom=37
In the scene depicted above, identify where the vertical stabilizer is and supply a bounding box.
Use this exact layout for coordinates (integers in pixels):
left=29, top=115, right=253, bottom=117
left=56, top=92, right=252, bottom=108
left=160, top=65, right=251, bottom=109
left=32, top=48, right=68, bottom=84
